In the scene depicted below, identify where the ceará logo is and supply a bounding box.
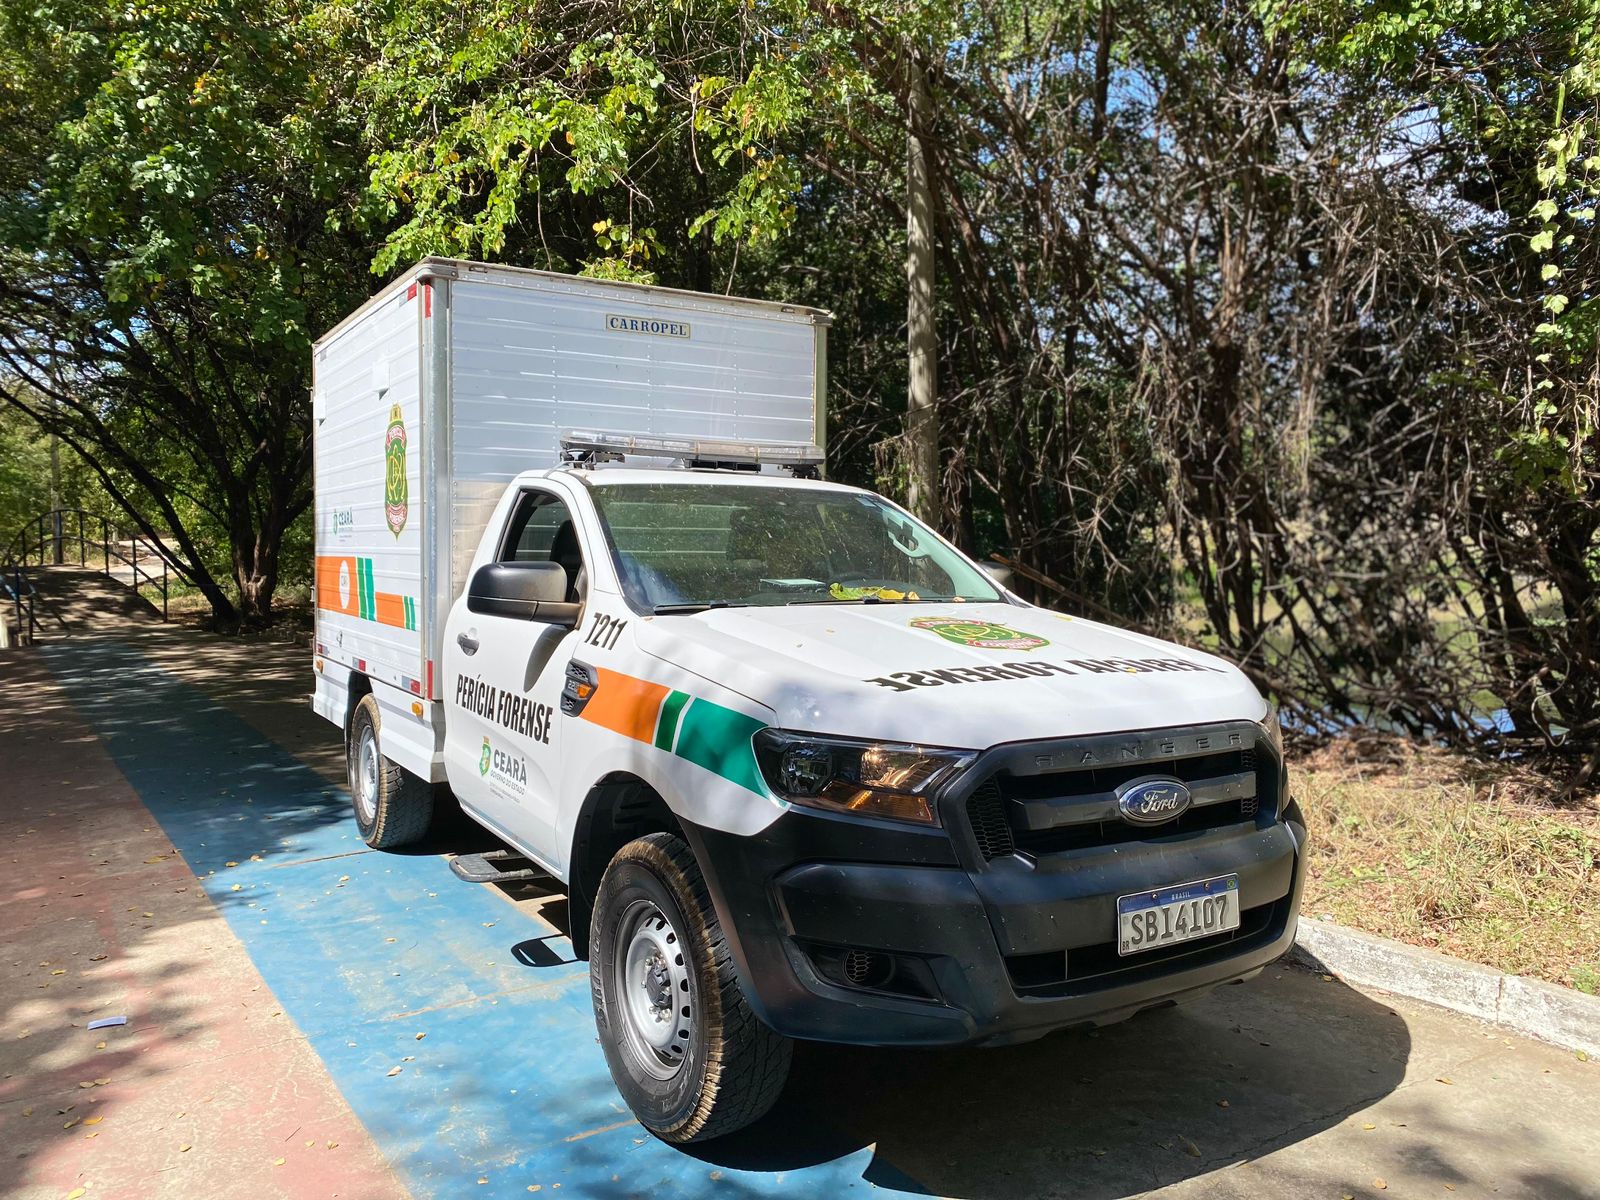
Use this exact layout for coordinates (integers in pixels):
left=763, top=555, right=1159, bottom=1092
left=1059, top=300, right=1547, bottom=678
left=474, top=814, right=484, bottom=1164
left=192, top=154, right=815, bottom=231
left=1116, top=778, right=1192, bottom=825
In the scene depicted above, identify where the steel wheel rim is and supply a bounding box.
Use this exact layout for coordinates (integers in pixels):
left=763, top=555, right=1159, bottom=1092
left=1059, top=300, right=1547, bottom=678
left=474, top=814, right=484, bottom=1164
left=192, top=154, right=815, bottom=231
left=613, top=899, right=692, bottom=1081
left=354, top=725, right=379, bottom=823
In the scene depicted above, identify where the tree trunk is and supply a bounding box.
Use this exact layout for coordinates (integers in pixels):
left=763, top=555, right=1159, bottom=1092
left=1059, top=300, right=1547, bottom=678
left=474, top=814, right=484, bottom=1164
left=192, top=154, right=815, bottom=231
left=904, top=59, right=940, bottom=527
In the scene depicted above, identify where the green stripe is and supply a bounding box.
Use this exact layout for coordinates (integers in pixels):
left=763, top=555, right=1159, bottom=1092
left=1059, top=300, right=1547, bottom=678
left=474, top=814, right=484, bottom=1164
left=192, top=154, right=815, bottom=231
left=673, top=699, right=766, bottom=795
left=653, top=690, right=691, bottom=751
left=361, top=558, right=375, bottom=621
left=404, top=595, right=414, bottom=630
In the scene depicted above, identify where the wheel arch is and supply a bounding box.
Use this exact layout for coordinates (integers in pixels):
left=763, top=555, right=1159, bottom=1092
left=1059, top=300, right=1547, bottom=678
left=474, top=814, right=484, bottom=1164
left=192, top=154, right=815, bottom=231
left=343, top=669, right=372, bottom=738
left=568, top=771, right=686, bottom=959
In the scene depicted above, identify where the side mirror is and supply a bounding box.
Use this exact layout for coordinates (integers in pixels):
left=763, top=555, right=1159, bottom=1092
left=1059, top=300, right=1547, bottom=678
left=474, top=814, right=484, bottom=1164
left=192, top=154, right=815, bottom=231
left=978, top=561, right=1014, bottom=591
left=467, top=562, right=581, bottom=626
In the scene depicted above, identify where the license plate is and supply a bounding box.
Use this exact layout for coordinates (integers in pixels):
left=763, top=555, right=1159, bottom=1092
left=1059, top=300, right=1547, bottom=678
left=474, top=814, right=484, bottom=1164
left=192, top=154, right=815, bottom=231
left=1117, top=874, right=1240, bottom=956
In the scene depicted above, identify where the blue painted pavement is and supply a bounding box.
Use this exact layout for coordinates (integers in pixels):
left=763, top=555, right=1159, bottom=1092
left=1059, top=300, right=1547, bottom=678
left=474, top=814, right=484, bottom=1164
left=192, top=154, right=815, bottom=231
left=42, top=639, right=929, bottom=1199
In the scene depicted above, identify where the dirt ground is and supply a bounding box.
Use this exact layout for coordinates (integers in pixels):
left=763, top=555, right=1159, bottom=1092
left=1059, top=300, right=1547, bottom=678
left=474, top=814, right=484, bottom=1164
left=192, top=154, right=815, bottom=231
left=1298, top=737, right=1600, bottom=994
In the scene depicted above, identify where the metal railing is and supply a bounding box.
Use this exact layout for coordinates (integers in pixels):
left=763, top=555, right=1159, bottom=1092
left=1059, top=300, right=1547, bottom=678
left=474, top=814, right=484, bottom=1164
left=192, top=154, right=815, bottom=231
left=1, top=508, right=171, bottom=644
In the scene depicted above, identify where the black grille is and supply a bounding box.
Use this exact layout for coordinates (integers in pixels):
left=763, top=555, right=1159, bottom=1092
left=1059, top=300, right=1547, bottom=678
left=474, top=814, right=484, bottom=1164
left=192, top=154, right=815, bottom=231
left=1012, top=799, right=1255, bottom=856
left=966, top=781, right=1015, bottom=860
left=1239, top=748, right=1259, bottom=817
left=963, top=740, right=1276, bottom=863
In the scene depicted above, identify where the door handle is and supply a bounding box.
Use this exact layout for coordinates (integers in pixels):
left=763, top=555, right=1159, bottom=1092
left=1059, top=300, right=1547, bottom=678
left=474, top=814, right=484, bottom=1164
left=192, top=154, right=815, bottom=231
left=457, top=632, right=480, bottom=655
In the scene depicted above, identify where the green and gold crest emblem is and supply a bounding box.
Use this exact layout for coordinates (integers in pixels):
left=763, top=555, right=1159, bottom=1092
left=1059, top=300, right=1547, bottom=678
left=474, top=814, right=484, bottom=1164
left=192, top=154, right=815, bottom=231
left=384, top=402, right=408, bottom=537
left=909, top=616, right=1049, bottom=651
left=479, top=737, right=492, bottom=776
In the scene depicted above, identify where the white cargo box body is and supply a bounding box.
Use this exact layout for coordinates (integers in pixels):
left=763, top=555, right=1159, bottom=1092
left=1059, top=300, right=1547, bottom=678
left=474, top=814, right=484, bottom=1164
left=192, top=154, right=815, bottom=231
left=311, top=257, right=830, bottom=703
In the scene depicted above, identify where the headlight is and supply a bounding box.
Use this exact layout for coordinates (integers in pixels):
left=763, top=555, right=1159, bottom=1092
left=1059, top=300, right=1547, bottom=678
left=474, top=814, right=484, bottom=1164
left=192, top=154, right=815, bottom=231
left=1257, top=701, right=1284, bottom=758
left=753, top=730, right=975, bottom=825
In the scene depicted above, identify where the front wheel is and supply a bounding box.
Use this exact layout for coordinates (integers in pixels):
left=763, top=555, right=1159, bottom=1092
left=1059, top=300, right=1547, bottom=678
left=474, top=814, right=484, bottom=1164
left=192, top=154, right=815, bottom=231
left=590, top=833, right=791, bottom=1143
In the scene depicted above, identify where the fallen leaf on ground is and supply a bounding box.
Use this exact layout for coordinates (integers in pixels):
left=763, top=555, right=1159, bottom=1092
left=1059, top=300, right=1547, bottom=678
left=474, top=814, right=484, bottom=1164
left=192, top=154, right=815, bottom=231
left=226, top=861, right=238, bottom=867
left=1374, top=1179, right=1388, bottom=1191
left=273, top=1157, right=285, bottom=1166
left=1217, top=1099, right=1229, bottom=1108
left=1179, top=1137, right=1201, bottom=1157
left=51, top=969, right=66, bottom=976
left=63, top=1119, right=79, bottom=1129
left=1436, top=1077, right=1454, bottom=1085
left=84, top=1116, right=102, bottom=1126
left=478, top=1178, right=489, bottom=1185
left=1445, top=1186, right=1457, bottom=1192
left=95, top=1042, right=105, bottom=1050
left=89, top=955, right=106, bottom=962
left=1362, top=1123, right=1376, bottom=1131
left=141, top=913, right=153, bottom=919
left=21, top=1108, right=32, bottom=1117
left=386, top=1066, right=403, bottom=1077
left=66, top=1189, right=86, bottom=1199
left=415, top=1032, right=425, bottom=1040
left=326, top=1141, right=339, bottom=1149
left=230, top=885, right=242, bottom=892
left=180, top=1144, right=191, bottom=1152
left=1578, top=1050, right=1590, bottom=1063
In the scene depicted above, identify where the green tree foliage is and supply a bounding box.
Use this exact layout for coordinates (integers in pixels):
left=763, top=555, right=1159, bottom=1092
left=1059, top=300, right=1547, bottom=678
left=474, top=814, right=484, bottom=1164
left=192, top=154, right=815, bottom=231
left=0, top=0, right=377, bottom=622
left=0, top=0, right=1594, bottom=764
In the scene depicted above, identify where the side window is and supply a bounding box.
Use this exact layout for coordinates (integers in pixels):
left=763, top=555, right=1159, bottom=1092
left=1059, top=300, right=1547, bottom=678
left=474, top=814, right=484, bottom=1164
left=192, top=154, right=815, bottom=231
left=502, top=492, right=571, bottom=563
left=498, top=489, right=587, bottom=603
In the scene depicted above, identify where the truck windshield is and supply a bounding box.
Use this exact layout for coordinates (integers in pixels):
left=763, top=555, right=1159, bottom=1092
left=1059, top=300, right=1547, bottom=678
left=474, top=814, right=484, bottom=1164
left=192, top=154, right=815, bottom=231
left=587, top=480, right=1003, bottom=611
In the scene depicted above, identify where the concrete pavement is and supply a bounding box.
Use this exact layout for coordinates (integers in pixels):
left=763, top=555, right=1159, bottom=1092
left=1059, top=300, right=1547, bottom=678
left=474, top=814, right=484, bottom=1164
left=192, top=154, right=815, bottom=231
left=0, top=649, right=404, bottom=1200
left=2, top=624, right=1597, bottom=1199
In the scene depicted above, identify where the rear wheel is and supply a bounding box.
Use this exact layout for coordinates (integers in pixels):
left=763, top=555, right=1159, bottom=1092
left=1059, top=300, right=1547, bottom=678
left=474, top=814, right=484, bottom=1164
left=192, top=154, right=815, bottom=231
left=347, top=693, right=433, bottom=848
left=590, top=833, right=791, bottom=1143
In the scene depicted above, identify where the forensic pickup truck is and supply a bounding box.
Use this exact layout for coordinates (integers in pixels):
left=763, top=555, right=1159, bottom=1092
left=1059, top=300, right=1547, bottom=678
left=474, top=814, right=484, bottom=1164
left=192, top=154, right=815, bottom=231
left=311, top=259, right=1305, bottom=1143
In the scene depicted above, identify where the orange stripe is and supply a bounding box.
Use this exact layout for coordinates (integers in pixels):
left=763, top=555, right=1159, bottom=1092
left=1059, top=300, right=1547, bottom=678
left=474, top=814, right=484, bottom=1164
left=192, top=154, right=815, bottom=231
left=374, top=591, right=407, bottom=629
left=315, top=556, right=359, bottom=617
left=582, top=667, right=669, bottom=743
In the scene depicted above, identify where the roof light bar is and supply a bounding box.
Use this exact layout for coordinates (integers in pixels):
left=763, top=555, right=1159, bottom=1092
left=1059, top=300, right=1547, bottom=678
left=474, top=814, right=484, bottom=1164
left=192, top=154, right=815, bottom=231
left=559, top=429, right=825, bottom=468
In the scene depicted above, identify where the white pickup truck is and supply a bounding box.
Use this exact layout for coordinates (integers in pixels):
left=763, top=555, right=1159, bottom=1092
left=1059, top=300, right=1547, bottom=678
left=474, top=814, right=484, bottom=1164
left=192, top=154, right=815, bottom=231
left=312, top=259, right=1305, bottom=1143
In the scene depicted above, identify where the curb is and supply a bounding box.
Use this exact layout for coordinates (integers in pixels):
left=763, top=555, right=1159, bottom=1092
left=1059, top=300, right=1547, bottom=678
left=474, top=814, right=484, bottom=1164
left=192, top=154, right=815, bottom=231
left=1291, top=919, right=1599, bottom=1058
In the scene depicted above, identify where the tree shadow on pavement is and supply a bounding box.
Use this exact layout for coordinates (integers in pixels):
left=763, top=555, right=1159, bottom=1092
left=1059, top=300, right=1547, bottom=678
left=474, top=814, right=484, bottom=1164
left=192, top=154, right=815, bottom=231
left=684, top=967, right=1414, bottom=1199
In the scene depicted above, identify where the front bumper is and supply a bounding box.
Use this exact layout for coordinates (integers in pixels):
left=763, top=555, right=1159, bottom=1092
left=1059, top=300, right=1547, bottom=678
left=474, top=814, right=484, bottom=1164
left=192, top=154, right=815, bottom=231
left=681, top=725, right=1306, bottom=1048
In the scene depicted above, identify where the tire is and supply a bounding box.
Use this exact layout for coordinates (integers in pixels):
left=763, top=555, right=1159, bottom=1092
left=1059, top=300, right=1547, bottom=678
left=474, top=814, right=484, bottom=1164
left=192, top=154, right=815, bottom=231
left=347, top=693, right=433, bottom=849
left=590, top=833, right=792, bottom=1143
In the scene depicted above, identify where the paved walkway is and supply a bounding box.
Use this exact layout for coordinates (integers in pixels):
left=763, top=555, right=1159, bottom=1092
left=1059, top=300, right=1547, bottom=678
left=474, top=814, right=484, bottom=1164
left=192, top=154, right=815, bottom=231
left=3, top=625, right=1598, bottom=1199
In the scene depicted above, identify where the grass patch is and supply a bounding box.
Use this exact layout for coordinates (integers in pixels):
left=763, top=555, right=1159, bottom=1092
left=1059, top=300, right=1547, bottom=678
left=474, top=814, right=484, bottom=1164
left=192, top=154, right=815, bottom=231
left=1298, top=736, right=1599, bottom=993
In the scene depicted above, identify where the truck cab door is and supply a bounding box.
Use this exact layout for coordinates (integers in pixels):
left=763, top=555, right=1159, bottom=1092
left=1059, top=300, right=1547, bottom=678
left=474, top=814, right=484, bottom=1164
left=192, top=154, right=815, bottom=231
left=441, top=487, right=588, bottom=866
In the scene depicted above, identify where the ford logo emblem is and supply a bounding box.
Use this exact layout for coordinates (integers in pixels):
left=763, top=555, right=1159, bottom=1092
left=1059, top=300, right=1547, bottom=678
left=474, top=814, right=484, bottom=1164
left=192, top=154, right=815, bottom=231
left=1117, top=778, right=1193, bottom=825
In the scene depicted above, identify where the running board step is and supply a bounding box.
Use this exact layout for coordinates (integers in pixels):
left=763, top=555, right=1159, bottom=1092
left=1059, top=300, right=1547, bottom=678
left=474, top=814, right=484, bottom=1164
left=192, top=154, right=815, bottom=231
left=448, top=850, right=553, bottom=885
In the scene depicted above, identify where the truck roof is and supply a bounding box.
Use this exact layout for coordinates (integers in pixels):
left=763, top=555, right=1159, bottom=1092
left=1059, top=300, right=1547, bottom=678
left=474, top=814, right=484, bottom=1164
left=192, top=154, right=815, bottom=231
left=525, top=466, right=867, bottom=493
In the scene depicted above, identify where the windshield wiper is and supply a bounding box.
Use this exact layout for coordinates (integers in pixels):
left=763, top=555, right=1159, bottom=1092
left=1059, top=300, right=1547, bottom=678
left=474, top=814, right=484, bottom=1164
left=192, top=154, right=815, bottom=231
left=652, top=601, right=743, bottom=615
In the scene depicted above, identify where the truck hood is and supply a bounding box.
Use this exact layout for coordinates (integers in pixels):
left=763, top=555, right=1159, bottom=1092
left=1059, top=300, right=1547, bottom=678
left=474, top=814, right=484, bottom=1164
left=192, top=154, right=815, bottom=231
left=633, top=602, right=1266, bottom=748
